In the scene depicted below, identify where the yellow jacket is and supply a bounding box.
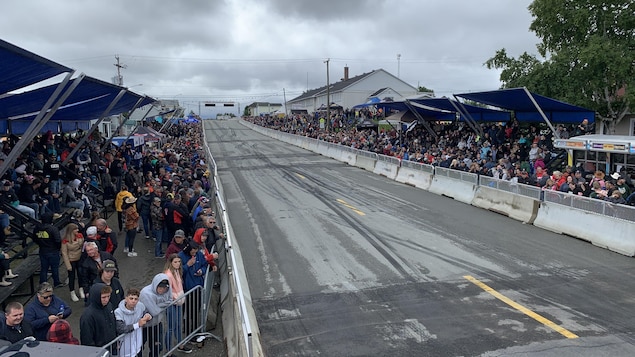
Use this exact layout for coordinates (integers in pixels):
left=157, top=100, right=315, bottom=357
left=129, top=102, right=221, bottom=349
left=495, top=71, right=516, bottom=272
left=115, top=190, right=134, bottom=212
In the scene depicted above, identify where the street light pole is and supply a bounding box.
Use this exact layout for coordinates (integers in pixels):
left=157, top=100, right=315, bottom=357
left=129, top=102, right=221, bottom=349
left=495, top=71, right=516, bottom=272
left=325, top=58, right=330, bottom=131
left=397, top=54, right=401, bottom=78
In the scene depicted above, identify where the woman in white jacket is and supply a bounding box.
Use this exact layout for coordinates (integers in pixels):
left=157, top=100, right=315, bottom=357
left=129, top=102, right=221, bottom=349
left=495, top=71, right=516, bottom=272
left=114, top=288, right=152, bottom=357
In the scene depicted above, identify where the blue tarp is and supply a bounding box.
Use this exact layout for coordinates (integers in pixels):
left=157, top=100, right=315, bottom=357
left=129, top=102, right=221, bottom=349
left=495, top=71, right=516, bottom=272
left=455, top=88, right=595, bottom=124
left=0, top=76, right=152, bottom=121
left=410, top=98, right=511, bottom=122
left=0, top=39, right=71, bottom=94
left=368, top=98, right=509, bottom=122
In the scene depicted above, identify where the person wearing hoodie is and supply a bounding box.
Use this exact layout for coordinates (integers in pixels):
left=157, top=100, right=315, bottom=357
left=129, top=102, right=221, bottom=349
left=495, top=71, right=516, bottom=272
left=79, top=283, right=117, bottom=350
left=61, top=178, right=85, bottom=212
left=192, top=228, right=218, bottom=268
left=115, top=288, right=152, bottom=357
left=139, top=273, right=173, bottom=357
left=178, top=241, right=208, bottom=336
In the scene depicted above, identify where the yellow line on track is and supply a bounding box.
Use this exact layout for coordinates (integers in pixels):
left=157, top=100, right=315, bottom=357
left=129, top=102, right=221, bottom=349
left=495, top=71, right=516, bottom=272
left=336, top=199, right=366, bottom=216
left=463, top=275, right=578, bottom=339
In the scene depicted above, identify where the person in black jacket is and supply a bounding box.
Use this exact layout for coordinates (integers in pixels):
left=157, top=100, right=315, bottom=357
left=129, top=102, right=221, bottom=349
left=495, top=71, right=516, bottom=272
left=79, top=283, right=117, bottom=352
left=165, top=194, right=190, bottom=239
left=0, top=302, right=34, bottom=343
left=78, top=242, right=117, bottom=305
left=33, top=212, right=64, bottom=288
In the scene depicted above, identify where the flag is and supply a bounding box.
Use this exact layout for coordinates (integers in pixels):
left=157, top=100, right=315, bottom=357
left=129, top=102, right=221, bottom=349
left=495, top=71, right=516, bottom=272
left=405, top=121, right=417, bottom=133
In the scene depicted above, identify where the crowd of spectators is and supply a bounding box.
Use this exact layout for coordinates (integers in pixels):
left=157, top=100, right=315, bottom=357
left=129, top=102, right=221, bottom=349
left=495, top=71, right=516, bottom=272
left=246, top=111, right=635, bottom=206
left=0, top=119, right=223, bottom=355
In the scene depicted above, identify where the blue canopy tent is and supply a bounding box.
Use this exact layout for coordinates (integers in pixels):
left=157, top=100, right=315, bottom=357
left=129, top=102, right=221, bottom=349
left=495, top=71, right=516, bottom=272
left=0, top=39, right=71, bottom=94
left=455, top=87, right=595, bottom=139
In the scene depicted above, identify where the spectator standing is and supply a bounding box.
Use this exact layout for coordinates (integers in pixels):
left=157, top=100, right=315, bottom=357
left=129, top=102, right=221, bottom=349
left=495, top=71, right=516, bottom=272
left=24, top=282, right=72, bottom=341
left=78, top=242, right=117, bottom=304
left=164, top=254, right=191, bottom=353
left=0, top=302, right=34, bottom=343
left=123, top=196, right=140, bottom=257
left=178, top=241, right=208, bottom=335
left=165, top=229, right=187, bottom=259
left=137, top=187, right=153, bottom=240
left=165, top=193, right=190, bottom=239
left=61, top=223, right=84, bottom=302
left=79, top=283, right=117, bottom=350
left=139, top=273, right=173, bottom=357
left=43, top=153, right=61, bottom=196
left=192, top=228, right=218, bottom=268
left=93, top=260, right=125, bottom=309
left=115, top=288, right=152, bottom=357
left=95, top=218, right=118, bottom=256
left=115, top=185, right=133, bottom=232
left=150, top=196, right=165, bottom=258
left=69, top=209, right=86, bottom=239
left=46, top=319, right=79, bottom=345
left=33, top=212, right=65, bottom=288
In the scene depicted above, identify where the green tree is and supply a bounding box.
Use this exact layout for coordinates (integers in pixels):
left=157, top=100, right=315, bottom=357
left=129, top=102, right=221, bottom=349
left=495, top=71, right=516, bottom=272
left=418, top=85, right=434, bottom=95
left=485, top=0, right=635, bottom=133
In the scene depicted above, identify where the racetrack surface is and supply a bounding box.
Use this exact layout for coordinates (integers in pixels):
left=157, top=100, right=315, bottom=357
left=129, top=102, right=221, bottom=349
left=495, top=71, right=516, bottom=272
left=206, top=119, right=635, bottom=357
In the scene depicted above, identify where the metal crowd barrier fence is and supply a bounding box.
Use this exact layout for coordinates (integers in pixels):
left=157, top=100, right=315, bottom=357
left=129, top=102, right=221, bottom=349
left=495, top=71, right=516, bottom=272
left=400, top=159, right=435, bottom=174
left=434, top=166, right=478, bottom=184
left=479, top=176, right=543, bottom=200
left=542, top=189, right=635, bottom=222
left=102, top=281, right=211, bottom=357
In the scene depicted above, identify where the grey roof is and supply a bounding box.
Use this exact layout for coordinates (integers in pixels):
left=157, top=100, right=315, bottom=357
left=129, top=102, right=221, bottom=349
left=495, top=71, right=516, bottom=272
left=289, top=70, right=378, bottom=102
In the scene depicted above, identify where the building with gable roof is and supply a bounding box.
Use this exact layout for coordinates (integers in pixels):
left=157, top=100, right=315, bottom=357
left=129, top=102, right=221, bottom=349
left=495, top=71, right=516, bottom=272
left=287, top=67, right=419, bottom=114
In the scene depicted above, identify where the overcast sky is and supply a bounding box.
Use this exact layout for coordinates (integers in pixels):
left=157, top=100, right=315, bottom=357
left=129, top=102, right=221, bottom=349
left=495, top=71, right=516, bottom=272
left=2, top=0, right=540, bottom=117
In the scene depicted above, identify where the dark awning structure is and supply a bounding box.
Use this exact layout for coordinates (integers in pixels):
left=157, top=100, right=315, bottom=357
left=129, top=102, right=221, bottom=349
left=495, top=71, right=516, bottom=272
left=0, top=39, right=71, bottom=94
left=0, top=77, right=153, bottom=135
left=455, top=88, right=595, bottom=124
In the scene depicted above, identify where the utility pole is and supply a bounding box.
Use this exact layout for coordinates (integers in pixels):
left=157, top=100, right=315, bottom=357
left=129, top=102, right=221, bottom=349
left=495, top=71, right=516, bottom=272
left=114, top=55, right=126, bottom=86
left=397, top=54, right=401, bottom=78
left=113, top=55, right=127, bottom=136
left=325, top=58, right=330, bottom=131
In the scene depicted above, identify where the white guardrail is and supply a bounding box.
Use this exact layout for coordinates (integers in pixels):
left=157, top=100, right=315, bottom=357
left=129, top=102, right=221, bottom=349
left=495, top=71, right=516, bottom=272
left=240, top=119, right=635, bottom=257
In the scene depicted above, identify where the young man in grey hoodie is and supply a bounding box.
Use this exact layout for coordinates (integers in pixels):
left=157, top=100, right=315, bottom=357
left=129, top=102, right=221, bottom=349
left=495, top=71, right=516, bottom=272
left=139, top=273, right=173, bottom=357
left=115, top=288, right=152, bottom=357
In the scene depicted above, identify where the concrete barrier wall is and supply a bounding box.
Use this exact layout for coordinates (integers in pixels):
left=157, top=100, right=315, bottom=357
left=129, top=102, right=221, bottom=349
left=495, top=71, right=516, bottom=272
left=315, top=141, right=329, bottom=156
left=340, top=149, right=357, bottom=166
left=471, top=186, right=540, bottom=224
left=534, top=202, right=635, bottom=256
left=428, top=176, right=476, bottom=204
left=326, top=144, right=340, bottom=159
left=355, top=155, right=376, bottom=171
left=373, top=159, right=399, bottom=180
left=395, top=167, right=433, bottom=190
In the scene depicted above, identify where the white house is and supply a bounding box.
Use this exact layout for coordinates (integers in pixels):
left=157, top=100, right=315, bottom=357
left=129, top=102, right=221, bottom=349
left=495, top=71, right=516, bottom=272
left=245, top=102, right=283, bottom=116
left=287, top=67, right=419, bottom=113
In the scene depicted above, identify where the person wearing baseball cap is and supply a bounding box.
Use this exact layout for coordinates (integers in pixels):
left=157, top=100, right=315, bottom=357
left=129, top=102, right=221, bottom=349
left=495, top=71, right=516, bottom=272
left=94, top=259, right=124, bottom=308
left=165, top=230, right=188, bottom=259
